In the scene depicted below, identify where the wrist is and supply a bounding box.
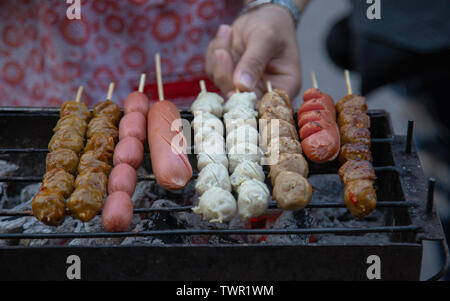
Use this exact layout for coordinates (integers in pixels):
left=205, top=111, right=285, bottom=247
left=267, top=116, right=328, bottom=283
left=241, top=0, right=303, bottom=27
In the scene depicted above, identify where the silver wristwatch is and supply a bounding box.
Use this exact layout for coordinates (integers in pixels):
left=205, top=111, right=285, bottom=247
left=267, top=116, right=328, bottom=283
left=240, top=0, right=302, bottom=27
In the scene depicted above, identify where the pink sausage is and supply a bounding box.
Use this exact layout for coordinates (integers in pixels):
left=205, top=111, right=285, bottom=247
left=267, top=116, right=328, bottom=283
left=102, top=191, right=134, bottom=232
left=124, top=91, right=149, bottom=117
left=119, top=111, right=147, bottom=143
left=107, top=163, right=137, bottom=197
left=113, top=136, right=144, bottom=169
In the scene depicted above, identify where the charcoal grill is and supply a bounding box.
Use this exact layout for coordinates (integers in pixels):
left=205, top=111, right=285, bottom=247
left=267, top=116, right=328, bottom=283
left=0, top=107, right=448, bottom=281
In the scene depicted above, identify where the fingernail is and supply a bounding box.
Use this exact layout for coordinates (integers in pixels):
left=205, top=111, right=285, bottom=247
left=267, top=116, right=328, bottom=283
left=239, top=72, right=254, bottom=89
left=217, top=25, right=230, bottom=38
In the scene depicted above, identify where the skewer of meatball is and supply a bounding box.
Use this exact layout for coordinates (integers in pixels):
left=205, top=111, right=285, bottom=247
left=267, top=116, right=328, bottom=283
left=191, top=81, right=237, bottom=223
left=258, top=82, right=313, bottom=210
left=32, top=86, right=91, bottom=226
left=223, top=89, right=269, bottom=221
left=68, top=83, right=121, bottom=222
left=336, top=70, right=376, bottom=219
left=102, top=74, right=149, bottom=232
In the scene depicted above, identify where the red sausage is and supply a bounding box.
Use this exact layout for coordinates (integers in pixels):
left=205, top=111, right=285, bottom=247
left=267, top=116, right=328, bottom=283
left=119, top=111, right=147, bottom=143
left=297, top=88, right=340, bottom=163
left=113, top=136, right=144, bottom=169
left=107, top=163, right=137, bottom=197
left=147, top=101, right=192, bottom=190
left=101, top=191, right=133, bottom=232
left=124, top=91, right=149, bottom=117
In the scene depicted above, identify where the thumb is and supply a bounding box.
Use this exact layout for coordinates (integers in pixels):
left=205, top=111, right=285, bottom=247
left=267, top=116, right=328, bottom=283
left=233, top=35, right=277, bottom=91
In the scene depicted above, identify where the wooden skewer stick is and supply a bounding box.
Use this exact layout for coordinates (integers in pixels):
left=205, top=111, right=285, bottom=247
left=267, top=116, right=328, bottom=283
left=344, top=69, right=352, bottom=95
left=266, top=81, right=273, bottom=93
left=311, top=72, right=318, bottom=89
left=106, top=82, right=115, bottom=101
left=155, top=53, right=164, bottom=101
left=199, top=80, right=206, bottom=93
left=75, top=86, right=83, bottom=103
left=138, top=73, right=146, bottom=93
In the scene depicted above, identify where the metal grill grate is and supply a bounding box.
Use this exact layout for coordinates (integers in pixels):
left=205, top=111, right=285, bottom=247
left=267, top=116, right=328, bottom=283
left=0, top=107, right=448, bottom=280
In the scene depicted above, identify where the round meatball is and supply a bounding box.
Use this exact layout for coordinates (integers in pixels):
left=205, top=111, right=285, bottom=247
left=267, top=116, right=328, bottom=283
left=223, top=92, right=256, bottom=113
left=194, top=131, right=225, bottom=154
left=46, top=148, right=79, bottom=174
left=93, top=100, right=122, bottom=124
left=230, top=160, right=265, bottom=190
left=68, top=186, right=104, bottom=222
left=48, top=129, right=84, bottom=154
left=223, top=106, right=257, bottom=123
left=192, top=187, right=237, bottom=223
left=344, top=179, right=377, bottom=219
left=191, top=91, right=224, bottom=117
left=226, top=125, right=259, bottom=151
left=259, top=104, right=295, bottom=125
left=237, top=179, right=269, bottom=220
left=269, top=153, right=309, bottom=185
left=195, top=163, right=231, bottom=195
left=257, top=89, right=292, bottom=116
left=42, top=168, right=75, bottom=198
left=75, top=171, right=108, bottom=195
left=197, top=153, right=228, bottom=171
left=338, top=160, right=376, bottom=185
left=338, top=143, right=373, bottom=164
left=60, top=101, right=91, bottom=121
left=267, top=137, right=302, bottom=157
left=273, top=171, right=312, bottom=210
left=32, top=188, right=66, bottom=226
left=192, top=112, right=224, bottom=137
left=87, top=116, right=119, bottom=141
left=259, top=119, right=298, bottom=149
left=84, top=132, right=115, bottom=158
left=78, top=151, right=111, bottom=174
left=228, top=143, right=264, bottom=173
left=53, top=115, right=87, bottom=137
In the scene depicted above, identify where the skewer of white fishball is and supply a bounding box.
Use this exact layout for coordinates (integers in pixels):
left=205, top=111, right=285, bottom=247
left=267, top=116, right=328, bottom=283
left=191, top=81, right=236, bottom=223
left=224, top=89, right=270, bottom=220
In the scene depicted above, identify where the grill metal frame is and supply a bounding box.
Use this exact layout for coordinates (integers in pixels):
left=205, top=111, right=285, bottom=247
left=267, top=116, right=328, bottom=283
left=0, top=107, right=448, bottom=280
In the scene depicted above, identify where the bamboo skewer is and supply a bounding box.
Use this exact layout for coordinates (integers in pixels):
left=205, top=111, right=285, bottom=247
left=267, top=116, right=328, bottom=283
left=199, top=80, right=206, bottom=93
left=155, top=53, right=164, bottom=101
left=75, top=86, right=83, bottom=103
left=138, top=73, right=146, bottom=93
left=344, top=69, right=352, bottom=95
left=106, top=82, right=115, bottom=101
left=266, top=81, right=273, bottom=93
left=311, top=72, right=318, bottom=89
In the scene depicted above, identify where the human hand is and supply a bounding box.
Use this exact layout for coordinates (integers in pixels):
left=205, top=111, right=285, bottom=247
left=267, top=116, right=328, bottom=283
left=205, top=4, right=302, bottom=99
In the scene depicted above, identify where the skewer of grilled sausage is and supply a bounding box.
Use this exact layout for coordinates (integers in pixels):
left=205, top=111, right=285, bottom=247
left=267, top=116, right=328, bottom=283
left=32, top=86, right=90, bottom=226
left=68, top=83, right=121, bottom=222
left=297, top=73, right=340, bottom=163
left=147, top=54, right=192, bottom=190
left=103, top=74, right=149, bottom=232
left=259, top=82, right=313, bottom=210
left=336, top=70, right=376, bottom=218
